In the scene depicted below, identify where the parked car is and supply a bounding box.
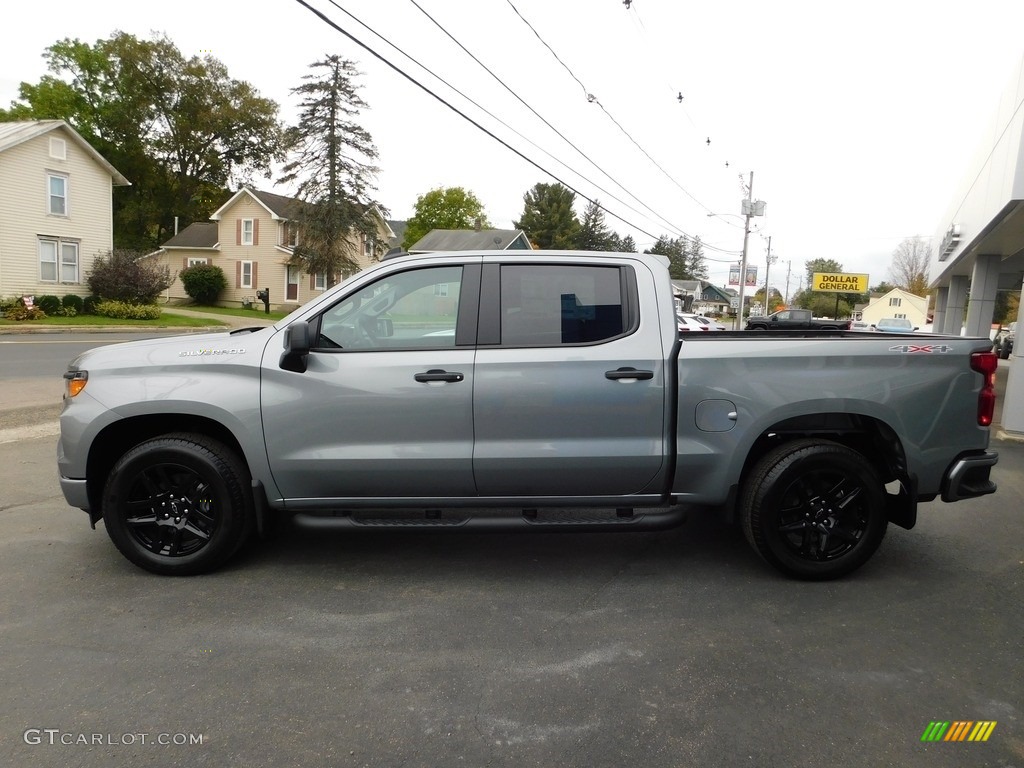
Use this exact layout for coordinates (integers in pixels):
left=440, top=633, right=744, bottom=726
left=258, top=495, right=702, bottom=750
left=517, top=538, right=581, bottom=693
left=677, top=313, right=709, bottom=332
left=850, top=321, right=871, bottom=331
left=693, top=315, right=727, bottom=330
left=872, top=317, right=918, bottom=333
left=995, top=322, right=1016, bottom=359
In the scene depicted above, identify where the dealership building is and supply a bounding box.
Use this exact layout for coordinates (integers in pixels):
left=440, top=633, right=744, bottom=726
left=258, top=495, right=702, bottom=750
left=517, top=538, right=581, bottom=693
left=928, top=52, right=1024, bottom=435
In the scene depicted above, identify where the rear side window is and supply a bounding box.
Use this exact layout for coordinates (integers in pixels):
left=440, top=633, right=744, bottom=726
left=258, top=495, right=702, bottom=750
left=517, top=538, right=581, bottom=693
left=499, top=264, right=629, bottom=346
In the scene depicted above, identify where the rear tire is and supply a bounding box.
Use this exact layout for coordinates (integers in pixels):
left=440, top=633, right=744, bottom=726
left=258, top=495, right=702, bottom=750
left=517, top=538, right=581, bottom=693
left=741, top=439, right=887, bottom=580
left=102, top=433, right=254, bottom=575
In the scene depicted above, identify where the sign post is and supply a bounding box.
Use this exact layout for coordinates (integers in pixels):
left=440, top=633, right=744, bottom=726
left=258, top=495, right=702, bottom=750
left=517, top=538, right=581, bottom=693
left=811, top=272, right=869, bottom=319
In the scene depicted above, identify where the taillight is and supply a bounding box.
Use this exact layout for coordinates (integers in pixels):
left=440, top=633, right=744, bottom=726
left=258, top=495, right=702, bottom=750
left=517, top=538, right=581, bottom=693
left=970, top=351, right=998, bottom=426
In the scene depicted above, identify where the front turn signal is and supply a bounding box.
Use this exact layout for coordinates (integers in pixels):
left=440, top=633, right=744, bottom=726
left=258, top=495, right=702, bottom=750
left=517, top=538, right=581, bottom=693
left=63, top=370, right=88, bottom=398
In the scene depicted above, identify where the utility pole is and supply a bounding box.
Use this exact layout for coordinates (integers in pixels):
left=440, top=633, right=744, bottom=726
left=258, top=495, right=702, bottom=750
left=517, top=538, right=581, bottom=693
left=763, top=235, right=774, bottom=311
left=734, top=172, right=766, bottom=329
left=784, top=260, right=792, bottom=305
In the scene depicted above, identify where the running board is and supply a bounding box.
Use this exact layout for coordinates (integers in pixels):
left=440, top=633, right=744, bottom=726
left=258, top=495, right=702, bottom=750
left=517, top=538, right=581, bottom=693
left=291, top=506, right=688, bottom=533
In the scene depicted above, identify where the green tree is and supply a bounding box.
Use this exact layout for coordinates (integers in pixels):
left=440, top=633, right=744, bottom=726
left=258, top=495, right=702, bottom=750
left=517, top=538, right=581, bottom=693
left=798, top=257, right=859, bottom=316
left=870, top=281, right=896, bottom=294
left=646, top=235, right=707, bottom=280
left=514, top=183, right=580, bottom=249
left=2, top=32, right=285, bottom=249
left=401, top=187, right=490, bottom=250
left=280, top=55, right=383, bottom=284
left=576, top=200, right=615, bottom=251
left=618, top=234, right=637, bottom=252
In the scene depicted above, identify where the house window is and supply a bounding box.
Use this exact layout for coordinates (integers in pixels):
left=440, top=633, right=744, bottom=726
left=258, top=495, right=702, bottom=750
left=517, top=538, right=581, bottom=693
left=363, top=234, right=375, bottom=258
left=187, top=257, right=209, bottom=267
left=283, top=222, right=298, bottom=248
left=895, top=313, right=907, bottom=319
left=434, top=283, right=449, bottom=297
left=314, top=273, right=327, bottom=291
left=889, top=297, right=902, bottom=307
left=241, top=219, right=255, bottom=245
left=49, top=137, right=66, bottom=160
left=39, top=238, right=79, bottom=283
left=48, top=174, right=68, bottom=216
left=240, top=261, right=254, bottom=289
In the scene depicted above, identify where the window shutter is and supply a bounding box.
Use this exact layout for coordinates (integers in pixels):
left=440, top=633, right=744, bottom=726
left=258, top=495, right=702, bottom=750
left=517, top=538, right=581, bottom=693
left=309, top=274, right=315, bottom=290
left=252, top=263, right=258, bottom=289
left=236, top=219, right=242, bottom=245
left=183, top=257, right=188, bottom=269
left=236, top=262, right=242, bottom=288
left=253, top=219, right=259, bottom=246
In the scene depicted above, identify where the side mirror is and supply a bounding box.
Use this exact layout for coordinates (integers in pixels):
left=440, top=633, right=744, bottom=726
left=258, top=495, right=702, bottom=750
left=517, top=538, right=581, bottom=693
left=280, top=321, right=311, bottom=373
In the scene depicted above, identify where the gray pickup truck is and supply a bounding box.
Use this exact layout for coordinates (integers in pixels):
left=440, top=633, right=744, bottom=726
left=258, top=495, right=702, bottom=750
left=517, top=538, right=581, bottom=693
left=57, top=251, right=999, bottom=580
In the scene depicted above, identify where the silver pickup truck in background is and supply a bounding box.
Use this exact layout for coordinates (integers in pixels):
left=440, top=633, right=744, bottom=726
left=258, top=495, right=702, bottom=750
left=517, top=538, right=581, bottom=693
left=57, top=251, right=999, bottom=580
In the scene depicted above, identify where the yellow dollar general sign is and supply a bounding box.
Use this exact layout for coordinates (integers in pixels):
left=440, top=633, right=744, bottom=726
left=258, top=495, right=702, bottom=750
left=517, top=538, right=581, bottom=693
left=812, top=272, right=869, bottom=292
left=920, top=721, right=997, bottom=742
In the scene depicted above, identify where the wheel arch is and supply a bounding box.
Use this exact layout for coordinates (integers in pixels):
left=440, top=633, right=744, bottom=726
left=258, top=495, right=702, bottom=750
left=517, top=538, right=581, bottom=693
left=727, top=411, right=917, bottom=529
left=85, top=414, right=251, bottom=522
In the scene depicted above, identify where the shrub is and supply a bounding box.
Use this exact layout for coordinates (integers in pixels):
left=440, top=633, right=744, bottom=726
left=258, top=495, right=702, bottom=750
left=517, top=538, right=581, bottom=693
left=179, top=264, right=228, bottom=305
left=62, top=294, right=85, bottom=314
left=3, top=298, right=46, bottom=321
left=87, top=249, right=174, bottom=304
left=83, top=295, right=101, bottom=315
left=93, top=300, right=162, bottom=320
left=36, top=294, right=61, bottom=315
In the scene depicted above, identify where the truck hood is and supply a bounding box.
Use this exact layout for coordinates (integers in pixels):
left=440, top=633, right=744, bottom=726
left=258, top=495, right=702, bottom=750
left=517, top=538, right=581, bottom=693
left=67, top=326, right=279, bottom=373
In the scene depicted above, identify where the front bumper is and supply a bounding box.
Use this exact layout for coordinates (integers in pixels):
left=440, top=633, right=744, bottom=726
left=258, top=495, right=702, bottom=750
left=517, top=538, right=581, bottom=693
left=941, top=451, right=998, bottom=502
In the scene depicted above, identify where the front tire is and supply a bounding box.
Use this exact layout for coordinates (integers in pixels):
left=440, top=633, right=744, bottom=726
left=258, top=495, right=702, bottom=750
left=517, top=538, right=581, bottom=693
left=102, top=433, right=254, bottom=575
left=741, top=439, right=887, bottom=580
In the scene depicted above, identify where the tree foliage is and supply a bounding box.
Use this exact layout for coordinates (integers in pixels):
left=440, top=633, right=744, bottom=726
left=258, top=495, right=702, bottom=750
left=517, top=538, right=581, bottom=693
left=645, top=235, right=708, bottom=280
left=889, top=237, right=930, bottom=295
left=402, top=187, right=490, bottom=250
left=514, top=183, right=580, bottom=249
left=1, top=32, right=285, bottom=249
left=280, top=56, right=383, bottom=283
left=87, top=249, right=174, bottom=304
left=576, top=200, right=617, bottom=251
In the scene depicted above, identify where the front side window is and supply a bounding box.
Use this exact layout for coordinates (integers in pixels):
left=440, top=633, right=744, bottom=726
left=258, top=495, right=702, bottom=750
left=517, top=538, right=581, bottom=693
left=316, top=266, right=463, bottom=350
left=48, top=174, right=68, bottom=216
left=499, top=264, right=627, bottom=346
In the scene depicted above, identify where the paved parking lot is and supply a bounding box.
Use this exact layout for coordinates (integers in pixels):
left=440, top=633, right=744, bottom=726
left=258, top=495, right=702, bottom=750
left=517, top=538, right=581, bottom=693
left=1, top=427, right=1021, bottom=767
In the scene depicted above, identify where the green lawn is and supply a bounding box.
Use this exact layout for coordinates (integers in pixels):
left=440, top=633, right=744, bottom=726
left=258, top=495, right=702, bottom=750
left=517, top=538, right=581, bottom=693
left=0, top=313, right=226, bottom=328
left=173, top=305, right=291, bottom=321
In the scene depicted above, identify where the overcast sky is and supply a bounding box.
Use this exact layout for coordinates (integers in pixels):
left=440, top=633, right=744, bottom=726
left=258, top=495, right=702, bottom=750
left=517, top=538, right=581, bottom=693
left=3, top=0, right=1024, bottom=294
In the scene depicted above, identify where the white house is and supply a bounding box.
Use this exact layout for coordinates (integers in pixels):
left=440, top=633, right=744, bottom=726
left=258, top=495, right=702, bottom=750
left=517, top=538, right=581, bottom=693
left=0, top=120, right=129, bottom=300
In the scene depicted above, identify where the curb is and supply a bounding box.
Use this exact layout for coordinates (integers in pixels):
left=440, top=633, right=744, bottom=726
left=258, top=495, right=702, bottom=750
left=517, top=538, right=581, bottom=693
left=0, top=324, right=230, bottom=335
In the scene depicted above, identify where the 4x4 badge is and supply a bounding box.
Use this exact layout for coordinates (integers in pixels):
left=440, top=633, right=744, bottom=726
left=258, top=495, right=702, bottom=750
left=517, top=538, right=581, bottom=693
left=889, top=344, right=954, bottom=354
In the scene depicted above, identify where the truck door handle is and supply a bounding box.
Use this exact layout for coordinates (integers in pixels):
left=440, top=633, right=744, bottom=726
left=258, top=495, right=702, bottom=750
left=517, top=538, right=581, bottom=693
left=414, top=369, right=464, bottom=383
left=605, top=367, right=654, bottom=381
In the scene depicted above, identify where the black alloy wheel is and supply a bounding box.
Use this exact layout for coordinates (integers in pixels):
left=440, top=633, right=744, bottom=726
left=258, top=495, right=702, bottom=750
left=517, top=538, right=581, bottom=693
left=741, top=439, right=888, bottom=580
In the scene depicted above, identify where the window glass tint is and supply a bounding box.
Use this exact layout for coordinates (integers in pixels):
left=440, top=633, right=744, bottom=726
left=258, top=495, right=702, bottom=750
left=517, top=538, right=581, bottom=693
left=500, top=265, right=625, bottom=346
left=317, top=266, right=462, bottom=350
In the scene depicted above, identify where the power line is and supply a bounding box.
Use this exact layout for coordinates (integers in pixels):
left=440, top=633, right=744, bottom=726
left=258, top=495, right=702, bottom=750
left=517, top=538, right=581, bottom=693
left=291, top=0, right=664, bottom=241
left=404, top=0, right=695, bottom=240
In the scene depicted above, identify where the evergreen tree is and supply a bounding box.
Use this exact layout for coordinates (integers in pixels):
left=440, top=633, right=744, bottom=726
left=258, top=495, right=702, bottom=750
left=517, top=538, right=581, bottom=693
left=280, top=56, right=383, bottom=284
left=576, top=200, right=615, bottom=251
left=514, top=183, right=580, bottom=249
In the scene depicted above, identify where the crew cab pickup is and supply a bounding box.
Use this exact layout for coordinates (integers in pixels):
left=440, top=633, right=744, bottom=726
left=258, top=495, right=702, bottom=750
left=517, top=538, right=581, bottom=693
left=57, top=251, right=999, bottom=580
left=745, top=308, right=851, bottom=330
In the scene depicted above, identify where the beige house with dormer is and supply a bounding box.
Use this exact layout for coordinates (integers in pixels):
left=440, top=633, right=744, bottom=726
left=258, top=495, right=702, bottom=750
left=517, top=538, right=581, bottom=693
left=0, top=120, right=129, bottom=300
left=151, top=187, right=394, bottom=310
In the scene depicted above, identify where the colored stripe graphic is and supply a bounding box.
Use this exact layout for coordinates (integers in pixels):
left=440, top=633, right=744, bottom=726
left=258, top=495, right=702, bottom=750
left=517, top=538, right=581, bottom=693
left=921, top=721, right=996, bottom=742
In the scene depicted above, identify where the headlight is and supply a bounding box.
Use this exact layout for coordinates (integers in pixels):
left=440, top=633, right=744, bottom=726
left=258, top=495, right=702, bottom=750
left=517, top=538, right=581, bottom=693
left=63, top=370, right=88, bottom=398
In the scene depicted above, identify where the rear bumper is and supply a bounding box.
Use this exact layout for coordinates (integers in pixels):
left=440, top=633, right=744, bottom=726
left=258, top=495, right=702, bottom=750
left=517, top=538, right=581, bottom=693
left=941, top=451, right=998, bottom=502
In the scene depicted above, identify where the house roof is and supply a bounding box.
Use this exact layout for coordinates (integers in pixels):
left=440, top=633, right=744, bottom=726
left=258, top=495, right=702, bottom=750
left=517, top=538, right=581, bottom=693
left=408, top=228, right=532, bottom=253
left=161, top=222, right=219, bottom=249
left=0, top=119, right=130, bottom=186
